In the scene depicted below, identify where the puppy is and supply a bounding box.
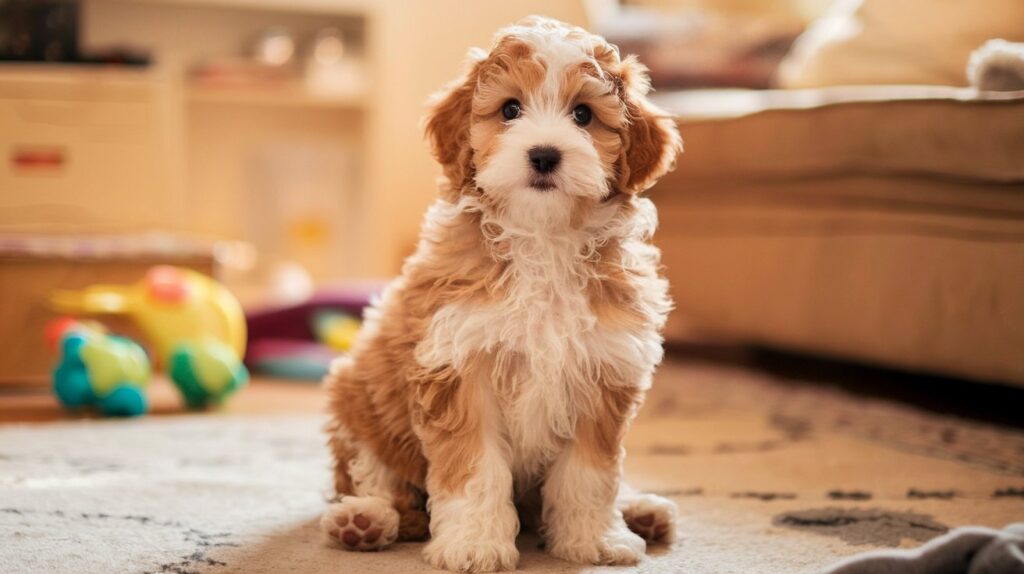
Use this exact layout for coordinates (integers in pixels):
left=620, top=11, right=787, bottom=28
left=321, top=16, right=682, bottom=572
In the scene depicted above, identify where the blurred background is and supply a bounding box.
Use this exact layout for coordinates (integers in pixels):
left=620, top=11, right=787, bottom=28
left=1, top=0, right=1023, bottom=392
left=2, top=3, right=1024, bottom=572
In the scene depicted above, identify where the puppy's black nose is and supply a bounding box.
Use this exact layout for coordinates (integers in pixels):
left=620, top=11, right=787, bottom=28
left=528, top=146, right=561, bottom=174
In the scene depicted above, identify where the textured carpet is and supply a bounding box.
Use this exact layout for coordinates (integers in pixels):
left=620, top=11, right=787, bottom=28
left=2, top=357, right=1023, bottom=574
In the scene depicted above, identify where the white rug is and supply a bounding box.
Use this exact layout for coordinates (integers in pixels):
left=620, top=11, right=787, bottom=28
left=2, top=358, right=1023, bottom=573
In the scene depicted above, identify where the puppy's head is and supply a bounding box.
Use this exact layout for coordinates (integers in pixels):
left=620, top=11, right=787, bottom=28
left=424, top=16, right=682, bottom=229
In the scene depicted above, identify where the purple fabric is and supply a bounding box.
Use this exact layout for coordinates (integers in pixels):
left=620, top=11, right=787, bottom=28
left=244, top=285, right=380, bottom=364
left=245, top=338, right=338, bottom=380
left=246, top=339, right=336, bottom=362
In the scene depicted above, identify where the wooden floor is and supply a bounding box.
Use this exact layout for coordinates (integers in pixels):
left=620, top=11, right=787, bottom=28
left=0, top=376, right=325, bottom=424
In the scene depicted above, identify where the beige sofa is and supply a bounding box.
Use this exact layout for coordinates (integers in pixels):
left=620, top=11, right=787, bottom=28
left=652, top=86, right=1024, bottom=385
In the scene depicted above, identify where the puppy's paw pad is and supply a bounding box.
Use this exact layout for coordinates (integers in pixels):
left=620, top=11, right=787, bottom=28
left=321, top=497, right=399, bottom=552
left=621, top=493, right=678, bottom=544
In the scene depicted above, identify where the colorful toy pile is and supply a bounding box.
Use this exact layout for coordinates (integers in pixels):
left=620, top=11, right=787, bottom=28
left=49, top=266, right=249, bottom=416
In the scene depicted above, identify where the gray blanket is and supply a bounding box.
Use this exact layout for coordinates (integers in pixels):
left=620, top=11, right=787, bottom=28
left=824, top=523, right=1024, bottom=574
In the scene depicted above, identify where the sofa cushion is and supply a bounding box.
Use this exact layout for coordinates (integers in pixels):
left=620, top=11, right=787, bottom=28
left=654, top=87, right=1024, bottom=188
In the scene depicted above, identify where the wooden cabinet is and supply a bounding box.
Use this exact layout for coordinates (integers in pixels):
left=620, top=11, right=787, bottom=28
left=0, top=67, right=181, bottom=233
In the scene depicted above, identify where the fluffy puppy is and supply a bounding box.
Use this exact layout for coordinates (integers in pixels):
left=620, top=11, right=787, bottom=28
left=321, top=16, right=682, bottom=573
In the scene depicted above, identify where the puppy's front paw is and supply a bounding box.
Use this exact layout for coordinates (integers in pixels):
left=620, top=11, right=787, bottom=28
left=548, top=522, right=646, bottom=566
left=321, top=496, right=399, bottom=551
left=423, top=535, right=519, bottom=573
left=620, top=492, right=678, bottom=543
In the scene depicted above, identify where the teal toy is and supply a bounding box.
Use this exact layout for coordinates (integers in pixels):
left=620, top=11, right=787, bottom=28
left=169, top=339, right=248, bottom=409
left=52, top=327, right=151, bottom=417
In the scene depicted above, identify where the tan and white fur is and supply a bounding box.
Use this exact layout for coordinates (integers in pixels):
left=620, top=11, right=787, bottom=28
left=321, top=16, right=682, bottom=572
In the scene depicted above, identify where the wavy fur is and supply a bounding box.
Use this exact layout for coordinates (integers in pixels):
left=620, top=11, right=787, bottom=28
left=323, top=16, right=682, bottom=572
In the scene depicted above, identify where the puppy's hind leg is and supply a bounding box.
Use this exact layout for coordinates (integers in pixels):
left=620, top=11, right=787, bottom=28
left=322, top=426, right=426, bottom=551
left=322, top=493, right=400, bottom=551
left=618, top=482, right=678, bottom=544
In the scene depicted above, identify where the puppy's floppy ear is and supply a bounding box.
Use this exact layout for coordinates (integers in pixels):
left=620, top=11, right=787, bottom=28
left=424, top=48, right=487, bottom=199
left=616, top=56, right=682, bottom=194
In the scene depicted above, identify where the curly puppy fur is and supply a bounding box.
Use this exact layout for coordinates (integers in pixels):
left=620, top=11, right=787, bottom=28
left=323, top=16, right=682, bottom=572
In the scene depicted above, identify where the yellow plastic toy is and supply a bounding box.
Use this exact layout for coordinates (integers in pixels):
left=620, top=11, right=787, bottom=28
left=51, top=266, right=248, bottom=408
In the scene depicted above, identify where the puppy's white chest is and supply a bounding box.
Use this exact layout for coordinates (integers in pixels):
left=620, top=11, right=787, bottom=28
left=419, top=277, right=631, bottom=478
left=416, top=233, right=661, bottom=482
left=419, top=232, right=595, bottom=369
left=419, top=279, right=600, bottom=382
left=484, top=287, right=603, bottom=476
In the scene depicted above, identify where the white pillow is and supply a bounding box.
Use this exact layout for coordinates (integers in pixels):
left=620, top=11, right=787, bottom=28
left=777, top=0, right=1024, bottom=87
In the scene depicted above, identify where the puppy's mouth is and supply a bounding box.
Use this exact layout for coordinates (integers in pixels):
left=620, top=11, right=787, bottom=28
left=528, top=176, right=557, bottom=191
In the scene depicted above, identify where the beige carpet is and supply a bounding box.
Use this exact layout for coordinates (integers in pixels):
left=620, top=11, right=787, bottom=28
left=2, top=357, right=1022, bottom=573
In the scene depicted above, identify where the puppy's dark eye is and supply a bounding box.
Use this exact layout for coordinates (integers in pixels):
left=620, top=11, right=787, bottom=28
left=501, top=99, right=521, bottom=121
left=572, top=104, right=592, bottom=126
